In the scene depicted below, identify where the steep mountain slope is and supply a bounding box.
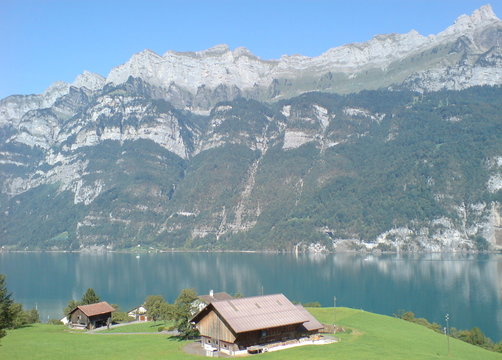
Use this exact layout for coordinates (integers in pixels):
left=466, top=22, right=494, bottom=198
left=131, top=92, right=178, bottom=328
left=0, top=6, right=501, bottom=251
left=0, top=82, right=500, bottom=251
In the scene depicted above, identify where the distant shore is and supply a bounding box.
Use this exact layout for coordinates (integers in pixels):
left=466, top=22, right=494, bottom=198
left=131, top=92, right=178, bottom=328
left=1, top=248, right=500, bottom=254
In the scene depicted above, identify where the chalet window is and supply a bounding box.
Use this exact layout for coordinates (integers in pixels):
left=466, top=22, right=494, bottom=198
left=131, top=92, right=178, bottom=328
left=261, top=330, right=267, bottom=337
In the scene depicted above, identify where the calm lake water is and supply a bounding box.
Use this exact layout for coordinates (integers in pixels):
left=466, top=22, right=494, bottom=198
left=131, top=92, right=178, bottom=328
left=0, top=252, right=500, bottom=341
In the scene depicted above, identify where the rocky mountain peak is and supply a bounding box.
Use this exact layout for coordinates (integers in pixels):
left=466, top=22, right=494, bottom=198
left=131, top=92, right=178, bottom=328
left=232, top=46, right=257, bottom=59
left=471, top=4, right=499, bottom=23
left=72, top=71, right=106, bottom=91
left=2, top=5, right=502, bottom=126
left=451, top=4, right=500, bottom=30
left=437, top=4, right=500, bottom=41
left=196, top=44, right=231, bottom=56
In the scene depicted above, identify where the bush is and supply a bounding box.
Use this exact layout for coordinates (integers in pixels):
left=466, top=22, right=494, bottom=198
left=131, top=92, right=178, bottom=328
left=398, top=309, right=499, bottom=353
left=10, top=303, right=39, bottom=328
left=111, top=311, right=129, bottom=323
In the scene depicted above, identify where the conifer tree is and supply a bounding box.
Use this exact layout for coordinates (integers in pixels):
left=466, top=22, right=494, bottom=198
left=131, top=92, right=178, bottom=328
left=0, top=275, right=14, bottom=340
left=172, top=288, right=199, bottom=339
left=81, top=288, right=100, bottom=305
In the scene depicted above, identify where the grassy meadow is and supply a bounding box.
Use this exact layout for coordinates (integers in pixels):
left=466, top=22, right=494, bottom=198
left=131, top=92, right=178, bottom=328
left=0, top=308, right=500, bottom=360
left=262, top=308, right=502, bottom=360
left=100, top=321, right=169, bottom=333
left=0, top=323, right=197, bottom=360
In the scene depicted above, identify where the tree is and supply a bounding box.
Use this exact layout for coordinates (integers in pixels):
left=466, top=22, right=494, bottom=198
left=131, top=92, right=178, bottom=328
left=9, top=303, right=39, bottom=328
left=81, top=288, right=100, bottom=305
left=64, top=299, right=80, bottom=317
left=464, top=327, right=488, bottom=346
left=9, top=303, right=25, bottom=329
left=172, top=288, right=199, bottom=339
left=110, top=304, right=129, bottom=323
left=63, top=288, right=101, bottom=318
left=0, top=274, right=14, bottom=340
left=144, top=295, right=169, bottom=322
left=24, top=308, right=40, bottom=324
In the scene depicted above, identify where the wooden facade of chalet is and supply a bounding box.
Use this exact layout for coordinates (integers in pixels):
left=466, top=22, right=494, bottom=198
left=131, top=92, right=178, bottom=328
left=69, top=301, right=115, bottom=330
left=191, top=294, right=323, bottom=353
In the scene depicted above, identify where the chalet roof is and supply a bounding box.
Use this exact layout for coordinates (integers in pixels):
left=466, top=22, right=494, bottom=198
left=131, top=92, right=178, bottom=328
left=295, top=305, right=324, bottom=331
left=199, top=292, right=233, bottom=304
left=193, top=294, right=309, bottom=334
left=73, top=301, right=115, bottom=317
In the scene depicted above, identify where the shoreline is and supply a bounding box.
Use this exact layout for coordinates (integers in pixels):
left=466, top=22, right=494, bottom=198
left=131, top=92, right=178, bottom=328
left=1, top=248, right=500, bottom=255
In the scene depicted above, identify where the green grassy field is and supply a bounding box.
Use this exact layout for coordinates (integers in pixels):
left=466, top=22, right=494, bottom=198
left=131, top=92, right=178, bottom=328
left=261, top=308, right=501, bottom=360
left=0, top=324, right=198, bottom=360
left=101, top=321, right=170, bottom=333
left=0, top=308, right=499, bottom=360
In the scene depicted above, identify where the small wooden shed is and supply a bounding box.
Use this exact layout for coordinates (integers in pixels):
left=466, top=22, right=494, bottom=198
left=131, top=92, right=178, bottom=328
left=191, top=294, right=323, bottom=354
left=69, top=301, right=115, bottom=329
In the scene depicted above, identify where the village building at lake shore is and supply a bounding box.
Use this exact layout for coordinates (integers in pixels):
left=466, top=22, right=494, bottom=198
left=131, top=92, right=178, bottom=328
left=127, top=305, right=150, bottom=322
left=194, top=290, right=234, bottom=313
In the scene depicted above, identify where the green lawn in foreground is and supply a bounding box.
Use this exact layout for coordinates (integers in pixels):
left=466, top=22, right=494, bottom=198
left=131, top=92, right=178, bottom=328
left=0, top=324, right=199, bottom=360
left=101, top=321, right=170, bottom=333
left=261, top=308, right=501, bottom=360
left=0, top=308, right=500, bottom=360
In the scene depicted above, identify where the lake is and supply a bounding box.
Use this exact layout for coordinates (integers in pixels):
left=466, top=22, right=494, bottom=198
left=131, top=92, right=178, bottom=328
left=0, top=252, right=500, bottom=341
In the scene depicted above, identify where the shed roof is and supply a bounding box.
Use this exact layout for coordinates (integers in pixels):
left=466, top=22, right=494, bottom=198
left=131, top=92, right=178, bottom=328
left=73, top=301, right=115, bottom=317
left=199, top=292, right=233, bottom=304
left=193, top=294, right=309, bottom=334
left=295, top=305, right=324, bottom=331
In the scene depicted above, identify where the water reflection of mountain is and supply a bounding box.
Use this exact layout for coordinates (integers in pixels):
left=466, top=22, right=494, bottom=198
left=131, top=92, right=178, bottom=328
left=0, top=252, right=500, bottom=341
left=498, top=260, right=502, bottom=301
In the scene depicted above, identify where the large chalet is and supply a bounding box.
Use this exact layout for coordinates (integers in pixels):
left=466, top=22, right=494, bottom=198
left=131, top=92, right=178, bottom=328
left=191, top=293, right=323, bottom=355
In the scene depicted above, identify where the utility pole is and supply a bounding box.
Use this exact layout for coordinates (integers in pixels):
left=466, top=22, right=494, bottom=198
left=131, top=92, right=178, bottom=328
left=445, top=313, right=450, bottom=356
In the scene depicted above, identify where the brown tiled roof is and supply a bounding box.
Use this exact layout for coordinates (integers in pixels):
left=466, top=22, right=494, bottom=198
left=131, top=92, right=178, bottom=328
left=295, top=305, right=324, bottom=331
left=75, top=301, right=115, bottom=317
left=197, top=294, right=309, bottom=334
left=199, top=292, right=233, bottom=304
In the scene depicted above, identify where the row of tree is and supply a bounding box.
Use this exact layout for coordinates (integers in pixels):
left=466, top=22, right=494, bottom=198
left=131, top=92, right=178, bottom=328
left=0, top=275, right=40, bottom=343
left=141, top=289, right=199, bottom=338
left=396, top=311, right=502, bottom=353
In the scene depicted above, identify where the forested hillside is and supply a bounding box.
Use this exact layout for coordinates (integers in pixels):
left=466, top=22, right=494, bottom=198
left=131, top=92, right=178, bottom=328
left=1, top=85, right=500, bottom=251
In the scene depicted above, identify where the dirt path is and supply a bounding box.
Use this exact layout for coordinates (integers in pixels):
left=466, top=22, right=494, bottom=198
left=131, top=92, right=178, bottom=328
left=88, top=320, right=141, bottom=333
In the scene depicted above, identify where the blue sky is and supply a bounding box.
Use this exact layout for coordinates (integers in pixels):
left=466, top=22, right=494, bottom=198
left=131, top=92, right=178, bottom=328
left=1, top=0, right=501, bottom=98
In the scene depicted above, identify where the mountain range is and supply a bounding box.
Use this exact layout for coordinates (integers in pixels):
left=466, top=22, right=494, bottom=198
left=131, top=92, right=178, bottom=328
left=0, top=5, right=501, bottom=251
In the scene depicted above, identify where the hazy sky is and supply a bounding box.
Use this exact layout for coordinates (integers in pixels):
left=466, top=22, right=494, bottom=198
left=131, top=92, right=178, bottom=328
left=1, top=0, right=501, bottom=98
